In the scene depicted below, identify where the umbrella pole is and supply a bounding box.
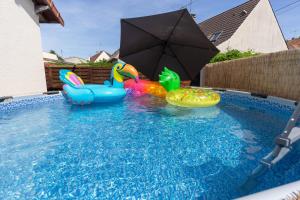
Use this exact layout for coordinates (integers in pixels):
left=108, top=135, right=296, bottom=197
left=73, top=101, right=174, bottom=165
left=190, top=72, right=201, bottom=86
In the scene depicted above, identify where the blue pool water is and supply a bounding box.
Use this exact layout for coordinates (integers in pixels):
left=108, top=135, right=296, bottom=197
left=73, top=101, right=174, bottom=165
left=0, top=94, right=299, bottom=199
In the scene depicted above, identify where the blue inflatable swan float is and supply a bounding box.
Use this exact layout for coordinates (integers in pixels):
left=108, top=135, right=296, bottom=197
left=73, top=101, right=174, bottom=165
left=59, top=62, right=139, bottom=105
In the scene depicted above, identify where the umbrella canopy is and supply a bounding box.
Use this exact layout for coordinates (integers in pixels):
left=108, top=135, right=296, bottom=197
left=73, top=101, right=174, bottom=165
left=119, top=9, right=219, bottom=81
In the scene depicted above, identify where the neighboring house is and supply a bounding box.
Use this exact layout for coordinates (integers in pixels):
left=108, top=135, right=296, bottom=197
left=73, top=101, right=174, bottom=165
left=108, top=49, right=120, bottom=62
left=64, top=57, right=88, bottom=64
left=199, top=0, right=288, bottom=53
left=0, top=0, right=64, bottom=97
left=43, top=52, right=58, bottom=63
left=89, top=51, right=111, bottom=62
left=287, top=38, right=300, bottom=49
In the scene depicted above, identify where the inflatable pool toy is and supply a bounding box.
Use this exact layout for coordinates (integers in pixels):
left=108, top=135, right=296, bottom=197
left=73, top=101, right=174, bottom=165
left=59, top=62, right=138, bottom=105
left=124, top=79, right=167, bottom=98
left=60, top=62, right=138, bottom=105
left=125, top=67, right=220, bottom=108
left=164, top=88, right=220, bottom=107
left=159, top=68, right=220, bottom=107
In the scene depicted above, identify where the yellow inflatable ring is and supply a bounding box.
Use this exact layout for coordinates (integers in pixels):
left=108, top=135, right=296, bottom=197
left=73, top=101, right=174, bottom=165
left=166, top=88, right=220, bottom=108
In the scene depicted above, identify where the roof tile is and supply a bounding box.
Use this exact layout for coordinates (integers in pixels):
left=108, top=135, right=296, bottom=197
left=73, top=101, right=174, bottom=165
left=199, top=0, right=260, bottom=46
left=90, top=51, right=111, bottom=62
left=287, top=38, right=300, bottom=49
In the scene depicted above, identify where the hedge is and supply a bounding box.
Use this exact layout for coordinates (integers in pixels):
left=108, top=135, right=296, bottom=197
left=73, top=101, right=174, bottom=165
left=210, top=49, right=259, bottom=63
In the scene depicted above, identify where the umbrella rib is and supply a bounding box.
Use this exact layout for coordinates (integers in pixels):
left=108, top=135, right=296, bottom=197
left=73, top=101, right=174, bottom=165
left=168, top=46, right=193, bottom=79
left=121, top=43, right=162, bottom=58
left=171, top=43, right=214, bottom=51
left=165, top=10, right=186, bottom=46
left=122, top=20, right=163, bottom=43
left=151, top=10, right=186, bottom=79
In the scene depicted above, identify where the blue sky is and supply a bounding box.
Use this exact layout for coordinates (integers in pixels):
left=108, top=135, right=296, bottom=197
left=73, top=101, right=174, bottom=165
left=40, top=0, right=300, bottom=58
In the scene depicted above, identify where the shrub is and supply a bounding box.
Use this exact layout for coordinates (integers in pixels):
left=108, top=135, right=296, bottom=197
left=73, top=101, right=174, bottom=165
left=210, top=49, right=259, bottom=63
left=84, top=60, right=113, bottom=67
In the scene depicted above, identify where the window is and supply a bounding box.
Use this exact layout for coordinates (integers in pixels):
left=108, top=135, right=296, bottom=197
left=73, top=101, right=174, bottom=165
left=209, top=31, right=222, bottom=42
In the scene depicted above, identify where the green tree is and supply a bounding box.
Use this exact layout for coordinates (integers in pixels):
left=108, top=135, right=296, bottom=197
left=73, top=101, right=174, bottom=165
left=49, top=50, right=64, bottom=61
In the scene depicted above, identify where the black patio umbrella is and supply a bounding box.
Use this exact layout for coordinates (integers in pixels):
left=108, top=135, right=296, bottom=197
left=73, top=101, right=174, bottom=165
left=119, top=9, right=219, bottom=81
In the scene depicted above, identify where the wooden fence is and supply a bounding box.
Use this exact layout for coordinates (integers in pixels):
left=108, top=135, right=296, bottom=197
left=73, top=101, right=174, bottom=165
left=44, top=64, right=191, bottom=90
left=45, top=64, right=113, bottom=90
left=202, top=49, right=300, bottom=101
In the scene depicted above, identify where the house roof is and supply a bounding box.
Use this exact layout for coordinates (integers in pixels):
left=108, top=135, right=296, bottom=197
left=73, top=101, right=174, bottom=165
left=33, top=0, right=64, bottom=26
left=108, top=49, right=120, bottom=62
left=64, top=57, right=88, bottom=64
left=43, top=52, right=58, bottom=61
left=199, top=0, right=260, bottom=46
left=111, top=49, right=120, bottom=59
left=89, top=51, right=111, bottom=62
left=287, top=38, right=300, bottom=49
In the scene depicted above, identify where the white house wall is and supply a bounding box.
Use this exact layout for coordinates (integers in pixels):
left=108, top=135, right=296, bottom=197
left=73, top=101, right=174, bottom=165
left=217, top=0, right=288, bottom=53
left=0, top=0, right=47, bottom=96
left=95, top=52, right=110, bottom=62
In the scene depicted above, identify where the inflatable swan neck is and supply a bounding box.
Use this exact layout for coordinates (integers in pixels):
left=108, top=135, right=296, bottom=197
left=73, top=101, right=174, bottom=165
left=159, top=67, right=181, bottom=92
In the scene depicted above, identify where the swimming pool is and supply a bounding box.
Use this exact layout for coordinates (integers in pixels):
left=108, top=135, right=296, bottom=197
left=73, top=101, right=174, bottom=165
left=0, top=92, right=299, bottom=199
